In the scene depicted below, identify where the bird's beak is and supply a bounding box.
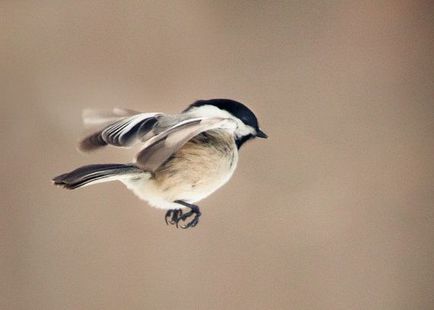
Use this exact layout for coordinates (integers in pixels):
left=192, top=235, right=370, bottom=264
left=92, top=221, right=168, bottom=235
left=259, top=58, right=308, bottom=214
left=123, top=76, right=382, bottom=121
left=256, top=129, right=268, bottom=139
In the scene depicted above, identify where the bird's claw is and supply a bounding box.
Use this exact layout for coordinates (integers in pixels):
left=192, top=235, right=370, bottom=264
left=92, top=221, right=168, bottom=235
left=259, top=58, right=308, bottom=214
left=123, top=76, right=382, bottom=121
left=178, top=210, right=201, bottom=229
left=165, top=202, right=201, bottom=229
left=165, top=209, right=183, bottom=225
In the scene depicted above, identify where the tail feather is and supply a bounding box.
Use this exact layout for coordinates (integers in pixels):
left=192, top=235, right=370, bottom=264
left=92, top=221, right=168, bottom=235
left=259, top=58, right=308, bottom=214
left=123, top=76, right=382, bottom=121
left=53, top=163, right=143, bottom=189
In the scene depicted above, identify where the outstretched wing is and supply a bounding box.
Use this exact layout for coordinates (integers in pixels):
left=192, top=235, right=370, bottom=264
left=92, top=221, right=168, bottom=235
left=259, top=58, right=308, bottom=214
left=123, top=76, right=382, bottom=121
left=135, top=117, right=234, bottom=172
left=78, top=108, right=236, bottom=172
left=79, top=112, right=162, bottom=151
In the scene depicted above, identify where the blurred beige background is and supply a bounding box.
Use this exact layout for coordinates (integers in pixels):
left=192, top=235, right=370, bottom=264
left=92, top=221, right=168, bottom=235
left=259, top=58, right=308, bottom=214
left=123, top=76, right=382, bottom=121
left=1, top=1, right=433, bottom=309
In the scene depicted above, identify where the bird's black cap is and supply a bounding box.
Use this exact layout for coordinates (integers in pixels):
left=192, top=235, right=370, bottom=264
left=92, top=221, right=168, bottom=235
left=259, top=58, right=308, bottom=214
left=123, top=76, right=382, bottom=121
left=186, top=98, right=267, bottom=138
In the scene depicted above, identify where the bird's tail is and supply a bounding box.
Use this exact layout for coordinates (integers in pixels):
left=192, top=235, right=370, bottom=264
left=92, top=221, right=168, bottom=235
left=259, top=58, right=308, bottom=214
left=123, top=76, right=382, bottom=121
left=52, top=163, right=144, bottom=189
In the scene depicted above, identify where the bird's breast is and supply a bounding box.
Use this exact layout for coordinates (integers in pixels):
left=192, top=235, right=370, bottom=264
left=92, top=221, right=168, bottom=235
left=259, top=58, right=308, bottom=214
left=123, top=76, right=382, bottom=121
left=152, top=130, right=238, bottom=203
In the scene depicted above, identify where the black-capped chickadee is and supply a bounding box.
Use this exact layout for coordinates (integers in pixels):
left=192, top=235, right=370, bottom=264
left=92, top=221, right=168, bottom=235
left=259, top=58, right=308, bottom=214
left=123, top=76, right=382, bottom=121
left=53, top=99, right=267, bottom=229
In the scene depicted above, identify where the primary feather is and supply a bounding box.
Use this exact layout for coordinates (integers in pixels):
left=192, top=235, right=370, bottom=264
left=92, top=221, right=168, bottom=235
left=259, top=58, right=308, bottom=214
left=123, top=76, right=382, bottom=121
left=79, top=112, right=161, bottom=151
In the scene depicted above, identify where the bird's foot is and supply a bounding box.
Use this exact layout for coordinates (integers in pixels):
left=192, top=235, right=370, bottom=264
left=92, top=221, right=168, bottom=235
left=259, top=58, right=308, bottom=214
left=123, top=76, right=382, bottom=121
left=177, top=207, right=201, bottom=229
left=165, top=209, right=183, bottom=226
left=165, top=200, right=201, bottom=229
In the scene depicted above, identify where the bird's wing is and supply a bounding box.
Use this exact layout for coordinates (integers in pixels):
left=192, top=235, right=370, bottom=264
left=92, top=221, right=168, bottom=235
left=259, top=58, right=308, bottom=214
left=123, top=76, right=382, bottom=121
left=135, top=117, right=235, bottom=172
left=79, top=108, right=235, bottom=171
left=79, top=111, right=162, bottom=151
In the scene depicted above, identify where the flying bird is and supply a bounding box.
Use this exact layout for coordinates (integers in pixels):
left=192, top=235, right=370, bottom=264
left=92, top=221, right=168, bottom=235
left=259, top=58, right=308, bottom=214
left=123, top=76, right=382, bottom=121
left=53, top=99, right=267, bottom=229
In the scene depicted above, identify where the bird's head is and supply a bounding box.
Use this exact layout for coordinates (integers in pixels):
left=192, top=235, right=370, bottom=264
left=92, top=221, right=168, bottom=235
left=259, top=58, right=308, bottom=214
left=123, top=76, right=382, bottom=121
left=185, top=98, right=267, bottom=148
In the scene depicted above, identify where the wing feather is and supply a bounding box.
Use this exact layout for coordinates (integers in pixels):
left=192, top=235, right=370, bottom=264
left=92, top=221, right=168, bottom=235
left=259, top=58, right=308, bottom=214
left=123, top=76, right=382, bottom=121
left=79, top=112, right=161, bottom=151
left=135, top=117, right=234, bottom=171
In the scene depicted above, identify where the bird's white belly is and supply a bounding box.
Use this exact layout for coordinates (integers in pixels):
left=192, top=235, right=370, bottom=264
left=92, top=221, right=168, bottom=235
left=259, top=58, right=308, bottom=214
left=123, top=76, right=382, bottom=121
left=121, top=132, right=238, bottom=210
left=121, top=160, right=237, bottom=210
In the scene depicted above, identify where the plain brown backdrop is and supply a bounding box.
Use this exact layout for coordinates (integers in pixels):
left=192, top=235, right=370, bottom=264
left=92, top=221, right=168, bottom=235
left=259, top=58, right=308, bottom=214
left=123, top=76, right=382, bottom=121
left=1, top=1, right=433, bottom=309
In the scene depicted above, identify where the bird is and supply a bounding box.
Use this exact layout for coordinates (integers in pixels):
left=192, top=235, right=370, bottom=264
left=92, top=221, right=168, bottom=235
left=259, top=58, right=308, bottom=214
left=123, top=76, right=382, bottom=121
left=53, top=98, right=267, bottom=229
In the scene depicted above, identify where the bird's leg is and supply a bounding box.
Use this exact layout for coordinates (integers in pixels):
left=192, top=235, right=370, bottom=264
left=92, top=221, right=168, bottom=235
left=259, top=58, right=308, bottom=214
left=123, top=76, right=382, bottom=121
left=165, top=208, right=183, bottom=225
left=173, top=200, right=201, bottom=229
